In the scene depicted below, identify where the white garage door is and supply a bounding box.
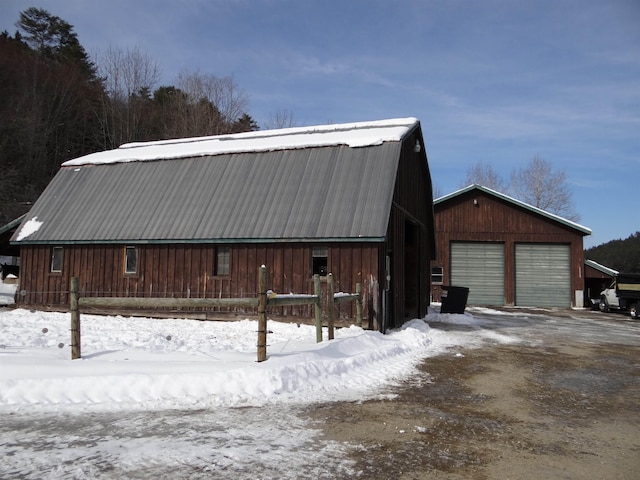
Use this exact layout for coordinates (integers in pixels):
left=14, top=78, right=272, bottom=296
left=450, top=242, right=504, bottom=305
left=515, top=244, right=570, bottom=307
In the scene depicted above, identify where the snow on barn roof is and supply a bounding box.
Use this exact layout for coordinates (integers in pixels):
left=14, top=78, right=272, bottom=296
left=63, top=117, right=419, bottom=167
left=14, top=118, right=424, bottom=244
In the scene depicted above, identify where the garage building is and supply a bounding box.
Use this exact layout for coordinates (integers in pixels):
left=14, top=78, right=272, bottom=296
left=431, top=185, right=591, bottom=308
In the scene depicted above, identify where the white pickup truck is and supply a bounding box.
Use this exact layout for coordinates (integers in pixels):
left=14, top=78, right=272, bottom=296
left=599, top=273, right=640, bottom=319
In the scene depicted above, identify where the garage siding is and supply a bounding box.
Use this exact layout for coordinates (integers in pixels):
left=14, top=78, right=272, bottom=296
left=515, top=244, right=570, bottom=307
left=450, top=242, right=504, bottom=305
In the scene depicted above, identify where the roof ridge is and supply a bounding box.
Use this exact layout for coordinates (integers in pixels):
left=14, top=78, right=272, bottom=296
left=119, top=117, right=419, bottom=150
left=62, top=117, right=419, bottom=167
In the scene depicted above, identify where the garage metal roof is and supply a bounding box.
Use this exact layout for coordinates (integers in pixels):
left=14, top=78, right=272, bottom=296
left=13, top=119, right=418, bottom=244
left=584, top=259, right=618, bottom=276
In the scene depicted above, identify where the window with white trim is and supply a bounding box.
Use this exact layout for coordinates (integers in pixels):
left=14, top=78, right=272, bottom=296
left=51, top=247, right=63, bottom=273
left=214, top=247, right=230, bottom=276
left=431, top=266, right=443, bottom=284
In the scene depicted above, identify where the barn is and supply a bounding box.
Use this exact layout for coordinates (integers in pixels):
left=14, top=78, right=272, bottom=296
left=10, top=118, right=435, bottom=331
left=431, top=184, right=591, bottom=308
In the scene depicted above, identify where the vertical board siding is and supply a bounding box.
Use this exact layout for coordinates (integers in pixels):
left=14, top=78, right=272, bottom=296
left=18, top=242, right=381, bottom=324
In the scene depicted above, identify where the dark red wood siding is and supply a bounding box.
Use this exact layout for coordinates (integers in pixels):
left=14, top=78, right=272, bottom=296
left=18, top=242, right=382, bottom=328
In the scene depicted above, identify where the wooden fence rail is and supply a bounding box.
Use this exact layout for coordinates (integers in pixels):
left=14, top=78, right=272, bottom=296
left=69, top=266, right=361, bottom=362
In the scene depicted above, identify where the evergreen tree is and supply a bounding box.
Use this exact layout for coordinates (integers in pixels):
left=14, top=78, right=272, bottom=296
left=232, top=114, right=259, bottom=133
left=17, top=7, right=98, bottom=81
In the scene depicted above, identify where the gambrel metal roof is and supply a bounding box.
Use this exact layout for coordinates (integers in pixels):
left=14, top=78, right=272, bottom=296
left=13, top=118, right=421, bottom=244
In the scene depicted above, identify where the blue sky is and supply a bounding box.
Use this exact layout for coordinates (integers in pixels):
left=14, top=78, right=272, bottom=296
left=2, top=0, right=638, bottom=248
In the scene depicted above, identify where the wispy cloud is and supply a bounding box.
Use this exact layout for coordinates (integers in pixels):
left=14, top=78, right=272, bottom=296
left=1, top=0, right=638, bottom=246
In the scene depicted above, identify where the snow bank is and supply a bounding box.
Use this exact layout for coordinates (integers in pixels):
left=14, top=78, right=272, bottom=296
left=0, top=308, right=520, bottom=413
left=0, top=279, right=17, bottom=305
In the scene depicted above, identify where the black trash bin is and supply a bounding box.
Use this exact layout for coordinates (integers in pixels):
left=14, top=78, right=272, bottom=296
left=440, top=285, right=469, bottom=314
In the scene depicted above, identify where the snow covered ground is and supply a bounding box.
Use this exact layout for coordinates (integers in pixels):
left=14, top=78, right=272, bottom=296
left=0, top=277, right=524, bottom=479
left=0, top=308, right=520, bottom=414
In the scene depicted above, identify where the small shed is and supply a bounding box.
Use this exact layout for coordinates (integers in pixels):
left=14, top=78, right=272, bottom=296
left=584, top=259, right=618, bottom=306
left=11, top=118, right=435, bottom=330
left=431, top=185, right=591, bottom=308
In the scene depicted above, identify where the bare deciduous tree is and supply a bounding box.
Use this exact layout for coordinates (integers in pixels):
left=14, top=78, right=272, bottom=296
left=461, top=160, right=508, bottom=192
left=98, top=45, right=160, bottom=102
left=263, top=109, right=297, bottom=130
left=462, top=156, right=580, bottom=221
left=96, top=46, right=161, bottom=146
left=511, top=155, right=580, bottom=221
left=175, top=70, right=248, bottom=136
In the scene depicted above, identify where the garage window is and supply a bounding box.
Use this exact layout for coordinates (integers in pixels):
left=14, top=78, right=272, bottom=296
left=431, top=266, right=443, bottom=284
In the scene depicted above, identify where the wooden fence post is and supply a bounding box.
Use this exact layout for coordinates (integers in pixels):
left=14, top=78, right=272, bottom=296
left=70, top=277, right=81, bottom=360
left=257, top=265, right=268, bottom=362
left=314, top=274, right=322, bottom=343
left=356, top=282, right=363, bottom=327
left=327, top=273, right=335, bottom=340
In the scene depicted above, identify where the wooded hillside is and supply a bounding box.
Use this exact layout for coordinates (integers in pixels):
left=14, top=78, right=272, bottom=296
left=0, top=8, right=258, bottom=226
left=585, top=232, right=640, bottom=273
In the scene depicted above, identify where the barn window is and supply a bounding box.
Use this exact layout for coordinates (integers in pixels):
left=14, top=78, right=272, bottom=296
left=215, top=247, right=230, bottom=276
left=312, top=246, right=328, bottom=276
left=51, top=247, right=63, bottom=273
left=431, top=266, right=443, bottom=284
left=125, top=246, right=138, bottom=274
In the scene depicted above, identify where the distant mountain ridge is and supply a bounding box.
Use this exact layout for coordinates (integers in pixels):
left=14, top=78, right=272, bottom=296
left=585, top=232, right=640, bottom=273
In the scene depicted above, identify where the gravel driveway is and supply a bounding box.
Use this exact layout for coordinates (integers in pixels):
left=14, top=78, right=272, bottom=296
left=307, top=307, right=640, bottom=479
